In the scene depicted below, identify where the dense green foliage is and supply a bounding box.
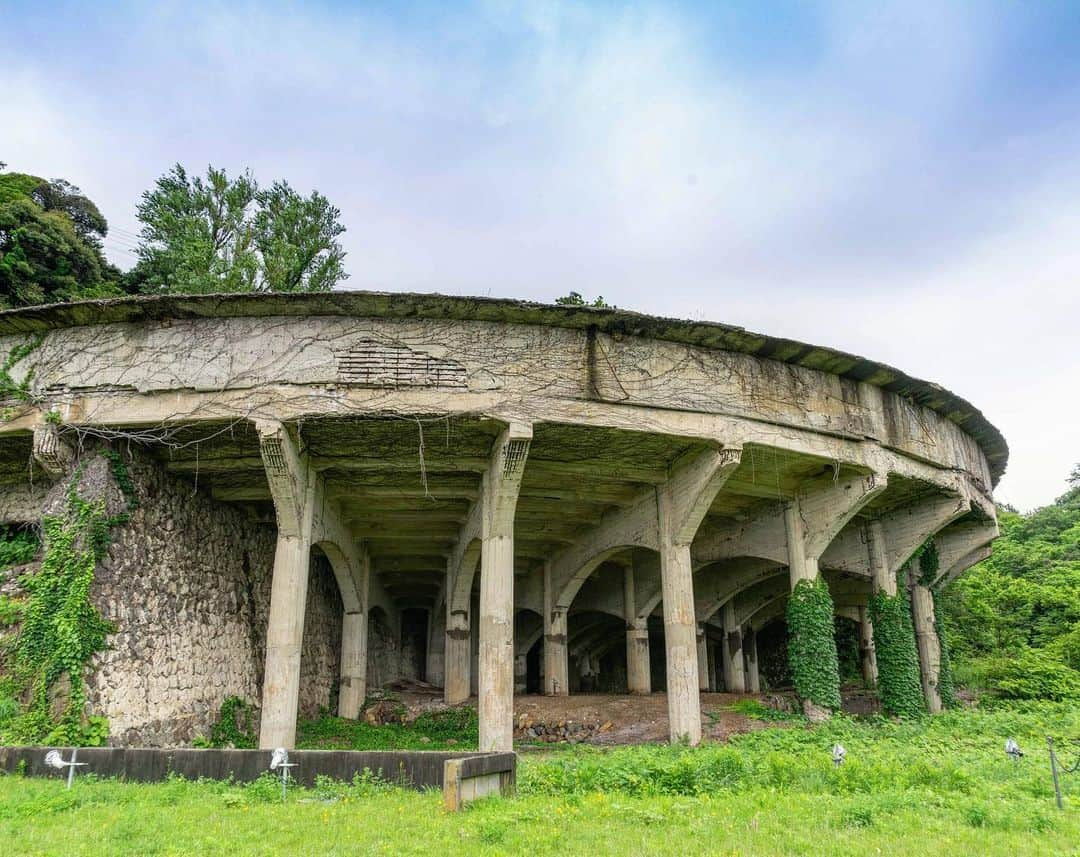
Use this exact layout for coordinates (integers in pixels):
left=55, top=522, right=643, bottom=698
left=555, top=291, right=613, bottom=308
left=0, top=169, right=121, bottom=308
left=1, top=702, right=1077, bottom=856
left=786, top=577, right=842, bottom=711
left=943, top=472, right=1080, bottom=700
left=297, top=704, right=478, bottom=751
left=868, top=582, right=925, bottom=718
left=0, top=452, right=137, bottom=745
left=130, top=164, right=347, bottom=295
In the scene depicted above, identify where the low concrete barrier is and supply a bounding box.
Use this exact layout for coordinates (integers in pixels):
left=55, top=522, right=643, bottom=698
left=0, top=746, right=515, bottom=809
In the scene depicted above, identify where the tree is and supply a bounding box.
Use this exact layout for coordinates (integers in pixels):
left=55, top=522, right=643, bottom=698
left=0, top=168, right=119, bottom=308
left=131, top=164, right=347, bottom=295
left=556, top=291, right=613, bottom=308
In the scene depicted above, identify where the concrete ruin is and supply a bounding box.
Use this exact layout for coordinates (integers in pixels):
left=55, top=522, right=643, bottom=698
left=0, top=292, right=1004, bottom=751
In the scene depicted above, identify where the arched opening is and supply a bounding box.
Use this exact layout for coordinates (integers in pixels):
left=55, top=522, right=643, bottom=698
left=400, top=607, right=429, bottom=682
left=298, top=548, right=344, bottom=718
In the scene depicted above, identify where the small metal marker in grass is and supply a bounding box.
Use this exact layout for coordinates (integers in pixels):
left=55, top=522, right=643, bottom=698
left=44, top=749, right=87, bottom=789
left=1005, top=738, right=1023, bottom=764
left=269, top=748, right=298, bottom=802
left=832, top=744, right=846, bottom=767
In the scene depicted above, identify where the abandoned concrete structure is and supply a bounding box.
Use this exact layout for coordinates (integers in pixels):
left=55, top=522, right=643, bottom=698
left=0, top=292, right=1003, bottom=751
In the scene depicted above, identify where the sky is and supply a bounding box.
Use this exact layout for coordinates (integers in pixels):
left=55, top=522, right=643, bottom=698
left=2, top=0, right=1078, bottom=510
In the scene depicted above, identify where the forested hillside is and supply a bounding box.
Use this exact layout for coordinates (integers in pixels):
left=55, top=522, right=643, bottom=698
left=943, top=467, right=1080, bottom=700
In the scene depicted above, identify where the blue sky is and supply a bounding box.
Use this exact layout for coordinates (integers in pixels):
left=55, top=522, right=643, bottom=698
left=3, top=1, right=1079, bottom=509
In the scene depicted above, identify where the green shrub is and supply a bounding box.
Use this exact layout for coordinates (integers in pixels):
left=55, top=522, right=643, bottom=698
left=991, top=649, right=1080, bottom=701
left=200, top=696, right=257, bottom=748
left=786, top=578, right=841, bottom=711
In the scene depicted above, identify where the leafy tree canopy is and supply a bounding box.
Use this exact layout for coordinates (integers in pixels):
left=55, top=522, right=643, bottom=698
left=130, top=164, right=347, bottom=295
left=943, top=463, right=1080, bottom=699
left=556, top=291, right=613, bottom=308
left=0, top=167, right=120, bottom=309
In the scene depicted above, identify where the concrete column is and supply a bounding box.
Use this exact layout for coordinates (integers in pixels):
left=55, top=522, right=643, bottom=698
left=514, top=653, right=527, bottom=695
left=783, top=500, right=819, bottom=585
left=337, top=611, right=367, bottom=718
left=867, top=519, right=896, bottom=596
left=426, top=620, right=445, bottom=689
left=659, top=540, right=701, bottom=744
left=858, top=605, right=878, bottom=686
left=544, top=609, right=569, bottom=695
left=259, top=532, right=312, bottom=748
left=707, top=638, right=718, bottom=692
left=444, top=611, right=471, bottom=703
left=744, top=626, right=761, bottom=692
left=478, top=525, right=514, bottom=751
left=623, top=562, right=651, bottom=694
left=910, top=577, right=943, bottom=713
left=721, top=601, right=746, bottom=693
left=626, top=622, right=651, bottom=694
left=696, top=625, right=710, bottom=691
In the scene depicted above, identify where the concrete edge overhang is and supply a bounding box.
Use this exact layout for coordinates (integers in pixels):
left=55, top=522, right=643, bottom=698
left=0, top=290, right=1009, bottom=484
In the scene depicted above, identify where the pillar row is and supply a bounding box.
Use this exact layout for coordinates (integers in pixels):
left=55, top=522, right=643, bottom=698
left=721, top=601, right=746, bottom=693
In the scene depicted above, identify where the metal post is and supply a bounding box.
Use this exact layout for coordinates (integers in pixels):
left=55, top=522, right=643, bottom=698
left=67, top=748, right=78, bottom=790
left=1048, top=737, right=1063, bottom=811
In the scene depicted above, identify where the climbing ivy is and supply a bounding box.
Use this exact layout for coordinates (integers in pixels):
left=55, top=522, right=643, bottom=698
left=195, top=696, right=258, bottom=749
left=917, top=539, right=939, bottom=587
left=0, top=450, right=138, bottom=746
left=0, top=335, right=44, bottom=404
left=786, top=578, right=842, bottom=712
left=868, top=570, right=925, bottom=719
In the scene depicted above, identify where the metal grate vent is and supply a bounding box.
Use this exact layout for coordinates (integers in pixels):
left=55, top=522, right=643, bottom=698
left=261, top=436, right=288, bottom=475
left=336, top=340, right=466, bottom=388
left=502, top=440, right=530, bottom=476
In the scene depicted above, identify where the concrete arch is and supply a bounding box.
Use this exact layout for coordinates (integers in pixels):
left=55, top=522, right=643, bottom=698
left=692, top=557, right=786, bottom=625
left=515, top=609, right=544, bottom=658
left=313, top=540, right=363, bottom=613
left=448, top=536, right=482, bottom=615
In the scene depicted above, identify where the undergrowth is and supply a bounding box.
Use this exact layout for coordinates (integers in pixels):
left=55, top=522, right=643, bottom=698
left=297, top=704, right=478, bottom=751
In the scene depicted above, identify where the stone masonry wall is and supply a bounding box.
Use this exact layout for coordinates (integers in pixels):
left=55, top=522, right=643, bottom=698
left=0, top=447, right=348, bottom=746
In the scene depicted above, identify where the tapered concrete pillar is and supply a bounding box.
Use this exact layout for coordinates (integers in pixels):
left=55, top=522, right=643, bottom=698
left=623, top=562, right=651, bottom=694
left=910, top=578, right=943, bottom=713
left=338, top=610, right=367, bottom=718
left=707, top=638, right=718, bottom=692
left=626, top=621, right=651, bottom=694
left=477, top=427, right=530, bottom=753
left=696, top=625, right=710, bottom=691
left=867, top=519, right=896, bottom=596
left=721, top=601, right=746, bottom=693
left=478, top=512, right=515, bottom=751
left=427, top=612, right=445, bottom=689
left=744, top=626, right=760, bottom=692
left=659, top=539, right=701, bottom=744
left=444, top=610, right=471, bottom=703
left=259, top=533, right=312, bottom=748
left=858, top=605, right=877, bottom=686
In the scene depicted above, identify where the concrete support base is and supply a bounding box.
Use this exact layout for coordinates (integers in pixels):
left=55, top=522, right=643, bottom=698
left=626, top=623, right=651, bottom=694
left=259, top=533, right=311, bottom=749
left=660, top=541, right=701, bottom=744
left=721, top=601, right=747, bottom=693
left=696, top=626, right=710, bottom=692
left=478, top=533, right=514, bottom=752
left=744, top=626, right=760, bottom=693
left=858, top=605, right=878, bottom=687
left=337, top=611, right=367, bottom=719
left=910, top=578, right=943, bottom=713
left=445, top=612, right=471, bottom=704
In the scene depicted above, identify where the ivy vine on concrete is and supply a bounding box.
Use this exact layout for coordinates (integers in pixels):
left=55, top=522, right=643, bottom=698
left=0, top=449, right=138, bottom=746
left=786, top=577, right=842, bottom=714
left=868, top=569, right=925, bottom=719
left=918, top=540, right=957, bottom=708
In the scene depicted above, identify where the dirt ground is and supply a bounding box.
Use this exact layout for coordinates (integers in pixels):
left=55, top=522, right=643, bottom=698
left=382, top=682, right=794, bottom=745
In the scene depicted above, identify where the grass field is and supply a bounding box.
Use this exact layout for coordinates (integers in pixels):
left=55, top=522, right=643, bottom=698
left=2, top=701, right=1078, bottom=856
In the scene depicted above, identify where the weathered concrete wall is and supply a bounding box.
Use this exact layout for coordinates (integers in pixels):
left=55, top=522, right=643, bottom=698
left=299, top=554, right=343, bottom=719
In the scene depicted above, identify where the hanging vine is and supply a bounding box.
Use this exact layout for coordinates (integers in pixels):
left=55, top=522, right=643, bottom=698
left=786, top=577, right=842, bottom=712
left=0, top=449, right=137, bottom=746
left=868, top=566, right=925, bottom=718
